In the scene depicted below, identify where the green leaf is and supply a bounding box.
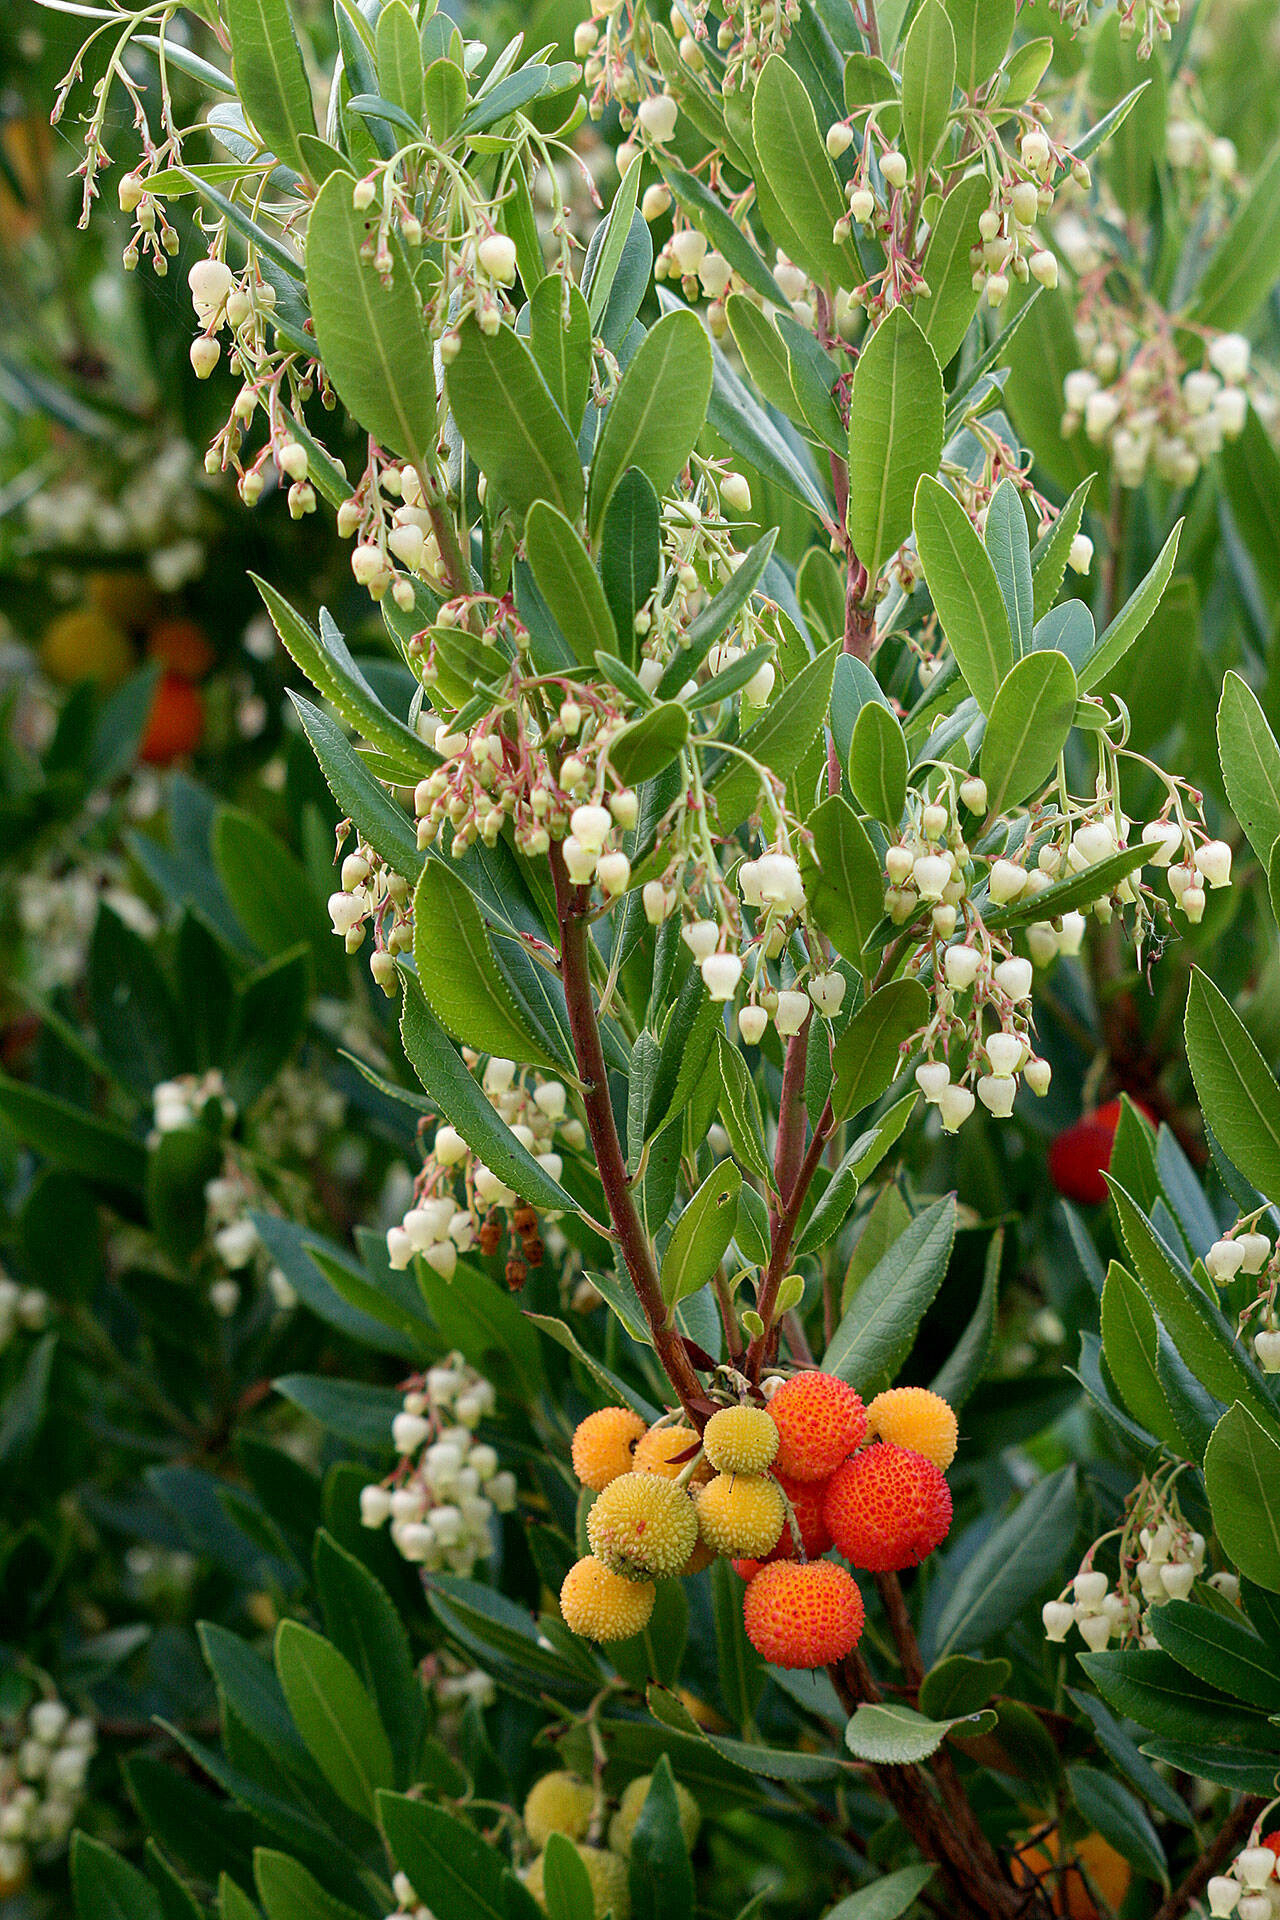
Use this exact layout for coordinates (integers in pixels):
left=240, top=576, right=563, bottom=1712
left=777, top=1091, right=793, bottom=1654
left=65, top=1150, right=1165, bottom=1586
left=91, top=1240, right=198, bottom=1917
left=822, top=1865, right=936, bottom=1920
left=1067, top=1767, right=1166, bottom=1887
left=799, top=794, right=887, bottom=975
left=1217, top=671, right=1280, bottom=868
left=375, top=0, right=424, bottom=128
left=629, top=1755, right=698, bottom=1920
left=845, top=1701, right=991, bottom=1764
left=589, top=309, right=713, bottom=534
left=255, top=1850, right=369, bottom=1920
left=378, top=1792, right=542, bottom=1920
left=0, top=1075, right=145, bottom=1195
left=212, top=806, right=324, bottom=961
left=313, top=1530, right=425, bottom=1783
left=399, top=980, right=579, bottom=1215
left=306, top=173, right=435, bottom=465
left=698, top=307, right=831, bottom=517
left=72, top=1832, right=165, bottom=1920
left=1064, top=1690, right=1194, bottom=1828
left=1148, top=1597, right=1280, bottom=1708
left=726, top=293, right=804, bottom=419
left=929, top=1227, right=999, bottom=1409
left=823, top=1194, right=955, bottom=1389
left=1109, top=1180, right=1279, bottom=1443
left=411, top=860, right=562, bottom=1069
left=290, top=694, right=422, bottom=879
left=608, top=703, right=690, bottom=786
left=660, top=161, right=788, bottom=306
left=978, top=649, right=1077, bottom=813
left=848, top=309, right=944, bottom=584
left=913, top=477, right=1012, bottom=712
left=88, top=903, right=181, bottom=1094
left=1100, top=1262, right=1183, bottom=1452
left=752, top=55, right=856, bottom=287
left=541, top=1834, right=596, bottom=1920
left=601, top=468, right=661, bottom=651
left=983, top=479, right=1033, bottom=654
left=918, top=1654, right=1010, bottom=1720
left=917, top=172, right=988, bottom=367
left=525, top=502, right=617, bottom=664
left=711, top=1556, right=766, bottom=1735
left=982, top=840, right=1148, bottom=931
left=424, top=56, right=466, bottom=142
left=710, top=644, right=838, bottom=835
left=831, top=979, right=929, bottom=1122
left=1185, top=970, right=1280, bottom=1210
left=660, top=528, right=779, bottom=695
left=1032, top=476, right=1095, bottom=621
left=943, top=0, right=1013, bottom=91
left=258, top=580, right=431, bottom=776
left=1078, top=1648, right=1256, bottom=1747
left=1090, top=15, right=1164, bottom=215
left=274, top=1621, right=394, bottom=1821
left=1192, top=140, right=1280, bottom=331
left=715, top=1030, right=773, bottom=1183
left=1222, top=406, right=1280, bottom=609
left=1204, top=1405, right=1280, bottom=1593
left=847, top=702, right=909, bottom=825
left=1078, top=521, right=1181, bottom=692
left=928, top=1466, right=1077, bottom=1658
left=445, top=317, right=584, bottom=521
left=225, top=0, right=316, bottom=175
left=661, top=1160, right=742, bottom=1314
left=583, top=155, right=643, bottom=330
left=529, top=276, right=592, bottom=433
left=901, top=0, right=955, bottom=176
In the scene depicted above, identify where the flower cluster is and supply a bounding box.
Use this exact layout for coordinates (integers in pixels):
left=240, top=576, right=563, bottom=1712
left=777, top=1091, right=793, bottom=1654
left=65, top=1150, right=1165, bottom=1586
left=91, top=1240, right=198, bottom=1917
left=1207, top=1832, right=1280, bottom=1920
left=1062, top=332, right=1253, bottom=490
left=22, top=437, right=208, bottom=590
left=561, top=1377, right=956, bottom=1669
left=359, top=1358, right=516, bottom=1573
left=1205, top=1220, right=1280, bottom=1372
left=0, top=1274, right=49, bottom=1355
left=150, top=1070, right=234, bottom=1141
left=1042, top=1473, right=1208, bottom=1649
left=16, top=859, right=157, bottom=995
left=0, top=1696, right=95, bottom=1887
left=385, top=1062, right=580, bottom=1286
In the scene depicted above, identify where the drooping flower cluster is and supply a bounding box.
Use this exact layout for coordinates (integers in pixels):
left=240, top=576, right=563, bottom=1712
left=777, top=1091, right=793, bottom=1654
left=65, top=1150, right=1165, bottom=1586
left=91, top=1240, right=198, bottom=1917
left=1062, top=331, right=1254, bottom=490
left=0, top=1696, right=95, bottom=1886
left=359, top=1357, right=517, bottom=1573
left=561, top=1376, right=956, bottom=1669
left=1042, top=1471, right=1210, bottom=1650
left=1205, top=1219, right=1280, bottom=1372
left=1206, top=1831, right=1280, bottom=1920
left=22, top=436, right=209, bottom=590
left=385, top=1061, right=580, bottom=1287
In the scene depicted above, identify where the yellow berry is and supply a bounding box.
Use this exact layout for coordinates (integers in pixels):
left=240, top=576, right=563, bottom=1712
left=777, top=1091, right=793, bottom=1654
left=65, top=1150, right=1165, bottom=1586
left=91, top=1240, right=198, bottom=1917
left=523, top=1771, right=595, bottom=1848
left=524, top=1843, right=631, bottom=1918
left=632, top=1423, right=710, bottom=1482
left=694, top=1473, right=786, bottom=1558
left=571, top=1406, right=646, bottom=1491
left=703, top=1405, right=779, bottom=1476
left=866, top=1387, right=958, bottom=1470
left=586, top=1473, right=698, bottom=1581
left=560, top=1556, right=655, bottom=1642
left=608, top=1774, right=702, bottom=1857
left=39, top=608, right=134, bottom=688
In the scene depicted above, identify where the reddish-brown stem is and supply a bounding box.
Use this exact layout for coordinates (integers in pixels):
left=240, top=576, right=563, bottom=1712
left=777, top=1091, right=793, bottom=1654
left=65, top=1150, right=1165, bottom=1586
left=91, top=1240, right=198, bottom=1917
left=713, top=1266, right=744, bottom=1363
left=550, top=842, right=706, bottom=1425
left=745, top=1048, right=835, bottom=1380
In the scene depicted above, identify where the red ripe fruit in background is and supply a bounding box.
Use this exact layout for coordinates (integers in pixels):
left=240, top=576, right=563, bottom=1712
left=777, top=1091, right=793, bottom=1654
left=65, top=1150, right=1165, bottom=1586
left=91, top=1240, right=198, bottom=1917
left=1047, top=1098, right=1125, bottom=1206
left=824, top=1442, right=953, bottom=1572
left=140, top=672, right=204, bottom=765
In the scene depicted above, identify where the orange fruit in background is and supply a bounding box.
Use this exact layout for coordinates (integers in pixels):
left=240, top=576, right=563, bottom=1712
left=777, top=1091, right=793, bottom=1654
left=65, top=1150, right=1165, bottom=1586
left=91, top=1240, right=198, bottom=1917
left=39, top=607, right=135, bottom=687
left=1011, top=1831, right=1132, bottom=1920
left=146, top=616, right=215, bottom=680
left=87, top=570, right=159, bottom=632
left=140, top=672, right=204, bottom=764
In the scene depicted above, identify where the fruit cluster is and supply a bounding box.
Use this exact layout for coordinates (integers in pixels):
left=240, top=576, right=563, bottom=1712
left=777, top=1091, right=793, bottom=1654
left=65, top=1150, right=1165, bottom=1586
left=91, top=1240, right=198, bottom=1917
left=514, top=1767, right=701, bottom=1919
left=560, top=1378, right=956, bottom=1670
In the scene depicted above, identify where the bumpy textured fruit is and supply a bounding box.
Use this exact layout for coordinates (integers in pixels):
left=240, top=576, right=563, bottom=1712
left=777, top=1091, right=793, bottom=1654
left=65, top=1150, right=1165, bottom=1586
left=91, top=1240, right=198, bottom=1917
left=632, top=1422, right=709, bottom=1482
left=560, top=1556, right=655, bottom=1641
left=523, top=1771, right=595, bottom=1848
left=694, top=1473, right=786, bottom=1558
left=572, top=1406, right=646, bottom=1492
left=866, top=1387, right=958, bottom=1470
left=767, top=1372, right=866, bottom=1480
left=608, top=1774, right=702, bottom=1857
left=824, top=1443, right=952, bottom=1571
left=734, top=1469, right=833, bottom=1574
left=703, top=1404, right=779, bottom=1475
left=524, top=1843, right=631, bottom=1918
left=742, top=1559, right=865, bottom=1668
left=39, top=607, right=134, bottom=687
left=586, top=1472, right=698, bottom=1580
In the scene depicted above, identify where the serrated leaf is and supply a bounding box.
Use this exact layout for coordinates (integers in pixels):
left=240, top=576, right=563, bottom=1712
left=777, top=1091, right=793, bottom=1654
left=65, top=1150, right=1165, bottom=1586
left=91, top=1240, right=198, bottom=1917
left=928, top=1466, right=1077, bottom=1659
left=848, top=309, right=944, bottom=585
left=275, top=1621, right=394, bottom=1821
left=901, top=0, right=955, bottom=177
left=917, top=172, right=989, bottom=367
left=661, top=1160, right=742, bottom=1313
left=412, top=861, right=562, bottom=1069
left=823, top=1193, right=954, bottom=1388
left=798, top=793, right=885, bottom=978
left=913, top=476, right=1012, bottom=713
left=752, top=55, right=856, bottom=287
left=1185, top=969, right=1280, bottom=1212
left=1204, top=1405, right=1280, bottom=1593
left=1032, top=475, right=1095, bottom=621
left=446, top=318, right=584, bottom=521
left=525, top=501, right=617, bottom=664
left=1079, top=521, right=1181, bottom=692
left=1217, top=671, right=1280, bottom=869
left=589, top=309, right=713, bottom=535
left=226, top=0, right=316, bottom=177
left=978, top=648, right=1077, bottom=813
left=847, top=701, right=909, bottom=824
left=831, top=979, right=929, bottom=1122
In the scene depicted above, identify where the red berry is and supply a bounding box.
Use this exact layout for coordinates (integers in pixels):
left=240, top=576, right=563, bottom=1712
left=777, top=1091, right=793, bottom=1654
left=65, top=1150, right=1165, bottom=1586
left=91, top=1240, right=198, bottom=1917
left=140, top=672, right=204, bottom=765
left=824, top=1442, right=952, bottom=1572
left=767, top=1372, right=866, bottom=1481
left=1048, top=1097, right=1155, bottom=1207
left=742, top=1559, right=865, bottom=1668
left=1262, top=1832, right=1280, bottom=1858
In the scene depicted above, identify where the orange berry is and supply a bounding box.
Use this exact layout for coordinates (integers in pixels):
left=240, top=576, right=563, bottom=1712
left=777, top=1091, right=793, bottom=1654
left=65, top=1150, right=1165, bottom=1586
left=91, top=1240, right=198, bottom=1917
left=742, top=1559, right=865, bottom=1668
left=560, top=1556, right=655, bottom=1642
left=140, top=672, right=204, bottom=764
left=571, top=1406, right=646, bottom=1492
left=695, top=1473, right=786, bottom=1558
left=704, top=1404, right=779, bottom=1475
left=586, top=1472, right=698, bottom=1581
left=824, top=1442, right=952, bottom=1572
left=632, top=1422, right=709, bottom=1482
left=866, top=1387, right=958, bottom=1470
left=767, top=1372, right=866, bottom=1480
left=146, top=615, right=215, bottom=679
